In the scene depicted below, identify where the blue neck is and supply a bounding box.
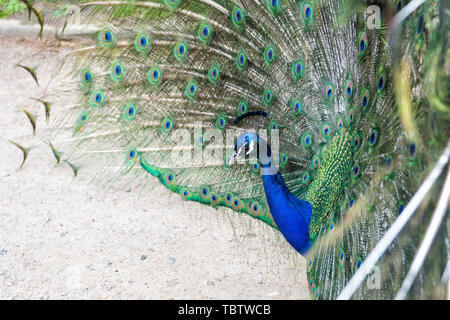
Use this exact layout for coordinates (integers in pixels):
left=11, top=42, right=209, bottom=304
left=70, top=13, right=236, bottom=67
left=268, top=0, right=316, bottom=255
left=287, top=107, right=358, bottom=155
left=262, top=172, right=312, bottom=256
left=234, top=132, right=312, bottom=255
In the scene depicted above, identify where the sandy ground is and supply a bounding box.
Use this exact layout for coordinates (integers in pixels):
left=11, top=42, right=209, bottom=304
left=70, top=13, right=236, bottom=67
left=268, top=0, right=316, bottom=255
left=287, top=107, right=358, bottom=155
left=0, top=20, right=308, bottom=300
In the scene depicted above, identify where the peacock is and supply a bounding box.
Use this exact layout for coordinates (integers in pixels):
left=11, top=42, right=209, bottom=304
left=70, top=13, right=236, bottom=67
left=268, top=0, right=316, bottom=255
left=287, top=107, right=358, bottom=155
left=8, top=0, right=450, bottom=299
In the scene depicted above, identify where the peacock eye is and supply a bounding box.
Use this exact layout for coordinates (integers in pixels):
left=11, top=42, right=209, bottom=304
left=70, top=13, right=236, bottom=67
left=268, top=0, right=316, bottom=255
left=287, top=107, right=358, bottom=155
left=321, top=123, right=331, bottom=138
left=356, top=258, right=362, bottom=269
left=305, top=7, right=311, bottom=18
left=104, top=31, right=111, bottom=42
left=417, top=15, right=424, bottom=35
left=80, top=114, right=87, bottom=122
left=397, top=202, right=405, bottom=215
left=358, top=32, right=368, bottom=55
left=361, top=88, right=370, bottom=110
left=349, top=108, right=354, bottom=122
left=292, top=60, right=303, bottom=79
left=301, top=171, right=310, bottom=184
left=409, top=142, right=416, bottom=157
left=231, top=6, right=245, bottom=28
left=236, top=10, right=241, bottom=21
left=263, top=88, right=273, bottom=106
left=111, top=62, right=125, bottom=80
left=303, top=3, right=313, bottom=21
left=378, top=77, right=384, bottom=90
left=324, top=83, right=334, bottom=101
left=161, top=117, right=173, bottom=133
left=345, top=79, right=353, bottom=98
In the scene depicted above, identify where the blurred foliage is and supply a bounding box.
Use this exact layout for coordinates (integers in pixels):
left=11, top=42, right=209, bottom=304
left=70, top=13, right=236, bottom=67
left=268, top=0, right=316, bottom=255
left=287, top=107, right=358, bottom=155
left=0, top=0, right=211, bottom=21
left=0, top=0, right=26, bottom=18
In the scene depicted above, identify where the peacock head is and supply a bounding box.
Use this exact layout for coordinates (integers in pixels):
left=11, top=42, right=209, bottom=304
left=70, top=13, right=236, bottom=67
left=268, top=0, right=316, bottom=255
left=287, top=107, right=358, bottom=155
left=233, top=132, right=274, bottom=172
left=233, top=132, right=259, bottom=161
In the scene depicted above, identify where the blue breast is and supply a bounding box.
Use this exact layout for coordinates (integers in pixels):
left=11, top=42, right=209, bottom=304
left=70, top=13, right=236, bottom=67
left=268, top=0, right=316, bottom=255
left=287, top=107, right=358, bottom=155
left=262, top=172, right=312, bottom=256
